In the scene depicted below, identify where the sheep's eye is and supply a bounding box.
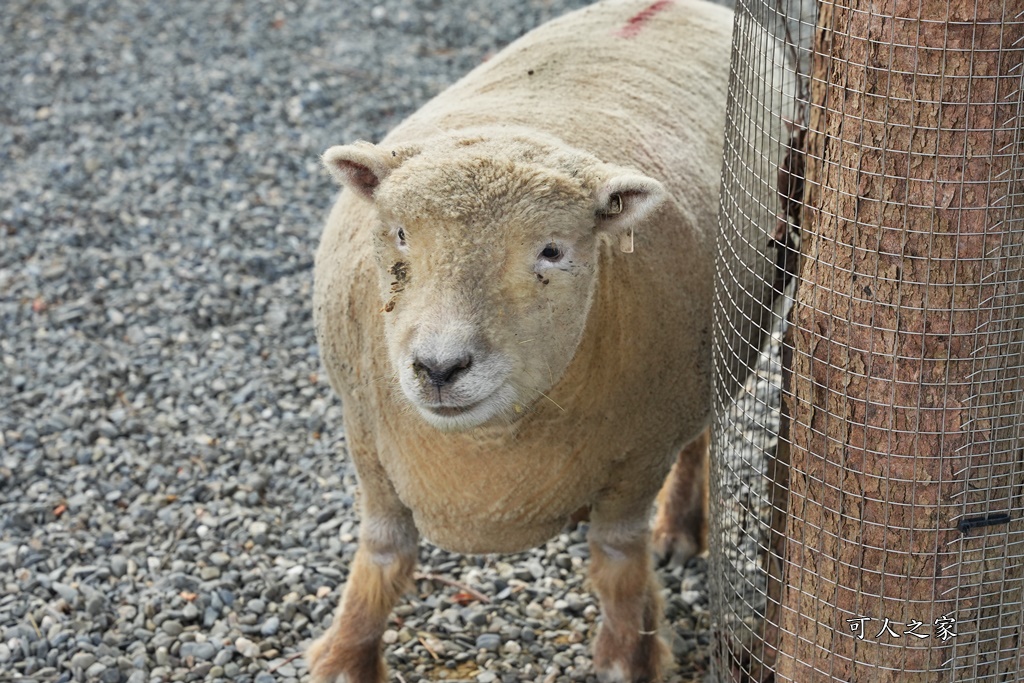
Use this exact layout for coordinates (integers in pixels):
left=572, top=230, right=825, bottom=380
left=539, top=243, right=562, bottom=262
left=397, top=228, right=407, bottom=245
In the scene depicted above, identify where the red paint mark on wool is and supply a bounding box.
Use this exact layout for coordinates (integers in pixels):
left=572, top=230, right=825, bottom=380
left=616, top=0, right=674, bottom=38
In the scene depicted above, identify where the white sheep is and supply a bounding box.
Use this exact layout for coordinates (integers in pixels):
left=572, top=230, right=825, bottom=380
left=308, top=0, right=780, bottom=680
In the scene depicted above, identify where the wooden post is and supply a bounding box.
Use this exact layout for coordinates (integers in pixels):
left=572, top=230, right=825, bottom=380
left=773, top=1, right=1024, bottom=680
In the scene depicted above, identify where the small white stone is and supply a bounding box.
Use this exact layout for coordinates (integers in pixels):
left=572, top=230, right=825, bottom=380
left=235, top=636, right=261, bottom=659
left=680, top=590, right=703, bottom=605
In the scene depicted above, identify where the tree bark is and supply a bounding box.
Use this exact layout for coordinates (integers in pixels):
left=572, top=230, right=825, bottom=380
left=774, top=1, right=1024, bottom=681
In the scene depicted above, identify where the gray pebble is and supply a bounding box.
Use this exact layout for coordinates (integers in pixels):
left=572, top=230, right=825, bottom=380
left=85, top=661, right=108, bottom=679
left=161, top=620, right=183, bottom=637
left=51, top=582, right=78, bottom=604
left=100, top=667, right=123, bottom=683
left=210, top=552, right=232, bottom=567
left=193, top=642, right=218, bottom=660
left=70, top=652, right=97, bottom=670
left=260, top=616, right=281, bottom=636
left=181, top=643, right=217, bottom=663
left=200, top=566, right=222, bottom=580
left=109, top=555, right=129, bottom=578
left=85, top=593, right=107, bottom=617
left=476, top=634, right=501, bottom=652
left=465, top=609, right=489, bottom=627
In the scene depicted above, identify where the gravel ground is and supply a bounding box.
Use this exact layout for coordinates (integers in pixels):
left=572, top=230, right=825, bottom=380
left=0, top=1, right=759, bottom=683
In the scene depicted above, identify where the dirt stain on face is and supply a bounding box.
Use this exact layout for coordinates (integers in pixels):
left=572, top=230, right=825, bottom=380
left=383, top=261, right=410, bottom=314
left=389, top=261, right=410, bottom=293
left=390, top=261, right=409, bottom=281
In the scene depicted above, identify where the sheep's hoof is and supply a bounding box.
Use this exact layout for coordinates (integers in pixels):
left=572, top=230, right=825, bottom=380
left=594, top=655, right=664, bottom=683
left=306, top=633, right=386, bottom=683
left=651, top=520, right=703, bottom=568
left=593, top=625, right=668, bottom=683
left=595, top=663, right=658, bottom=683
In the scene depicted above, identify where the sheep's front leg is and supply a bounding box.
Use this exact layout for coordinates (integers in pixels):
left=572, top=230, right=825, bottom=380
left=307, top=511, right=418, bottom=683
left=588, top=515, right=670, bottom=683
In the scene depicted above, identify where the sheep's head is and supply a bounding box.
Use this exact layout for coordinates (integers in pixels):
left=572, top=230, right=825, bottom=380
left=323, top=130, right=665, bottom=431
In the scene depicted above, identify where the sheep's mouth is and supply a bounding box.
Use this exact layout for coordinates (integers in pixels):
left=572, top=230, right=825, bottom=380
left=410, top=383, right=519, bottom=432
left=424, top=402, right=480, bottom=417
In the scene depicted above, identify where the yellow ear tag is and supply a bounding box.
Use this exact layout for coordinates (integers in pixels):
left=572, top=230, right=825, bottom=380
left=620, top=227, right=634, bottom=253
left=605, top=193, right=632, bottom=253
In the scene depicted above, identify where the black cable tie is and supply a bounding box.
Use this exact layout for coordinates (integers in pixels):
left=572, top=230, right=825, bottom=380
left=958, top=513, right=1012, bottom=534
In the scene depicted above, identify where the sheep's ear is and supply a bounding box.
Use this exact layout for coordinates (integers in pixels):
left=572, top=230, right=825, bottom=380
left=593, top=172, right=666, bottom=253
left=322, top=142, right=409, bottom=200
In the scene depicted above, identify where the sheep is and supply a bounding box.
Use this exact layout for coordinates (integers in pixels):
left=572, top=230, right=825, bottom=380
left=307, top=0, right=781, bottom=680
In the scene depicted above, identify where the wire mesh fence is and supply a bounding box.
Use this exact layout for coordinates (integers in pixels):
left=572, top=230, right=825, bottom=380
left=710, top=0, right=1024, bottom=681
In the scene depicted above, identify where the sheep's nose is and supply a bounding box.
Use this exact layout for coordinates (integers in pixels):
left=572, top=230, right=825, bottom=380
left=412, top=355, right=473, bottom=387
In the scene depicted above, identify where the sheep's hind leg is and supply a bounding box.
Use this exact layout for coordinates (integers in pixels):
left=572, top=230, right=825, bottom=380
left=588, top=516, right=670, bottom=683
left=306, top=512, right=418, bottom=683
left=652, top=427, right=710, bottom=567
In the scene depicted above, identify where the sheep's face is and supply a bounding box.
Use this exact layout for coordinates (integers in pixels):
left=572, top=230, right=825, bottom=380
left=323, top=132, right=664, bottom=431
